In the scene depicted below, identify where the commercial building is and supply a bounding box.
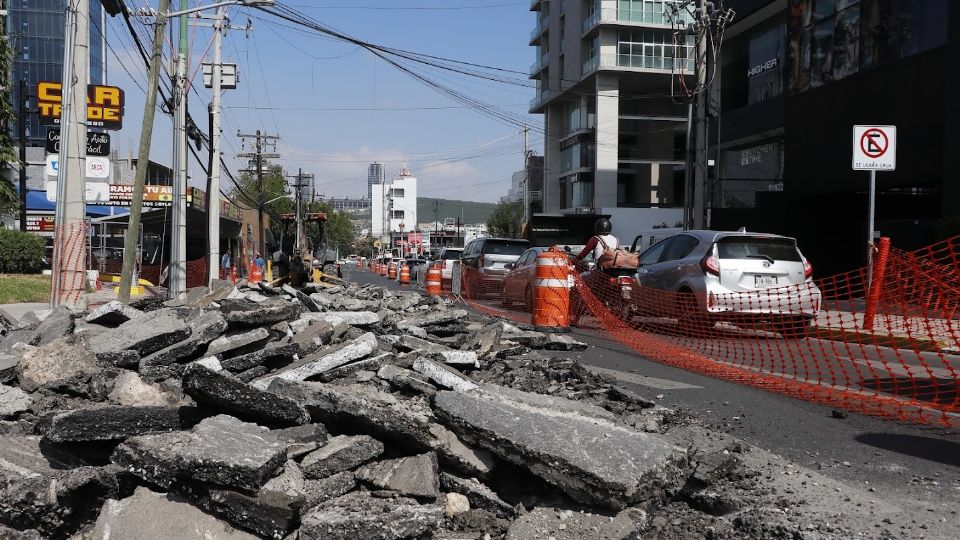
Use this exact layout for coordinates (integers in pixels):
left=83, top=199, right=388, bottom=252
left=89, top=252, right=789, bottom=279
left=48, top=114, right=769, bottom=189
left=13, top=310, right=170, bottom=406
left=370, top=169, right=418, bottom=250
left=367, top=162, right=384, bottom=201
left=711, top=0, right=956, bottom=275
left=8, top=0, right=107, bottom=148
left=528, top=0, right=696, bottom=239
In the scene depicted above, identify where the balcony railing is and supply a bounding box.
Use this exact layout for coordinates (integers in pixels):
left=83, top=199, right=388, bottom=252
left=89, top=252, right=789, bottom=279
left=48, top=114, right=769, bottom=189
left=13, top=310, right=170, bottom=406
left=582, top=2, right=694, bottom=34
left=530, top=18, right=547, bottom=42
left=583, top=52, right=694, bottom=76
left=529, top=55, right=549, bottom=75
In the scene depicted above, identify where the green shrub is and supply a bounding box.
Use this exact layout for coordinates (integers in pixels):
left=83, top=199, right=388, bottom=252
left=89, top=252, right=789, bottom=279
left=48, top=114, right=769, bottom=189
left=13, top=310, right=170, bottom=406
left=0, top=228, right=46, bottom=273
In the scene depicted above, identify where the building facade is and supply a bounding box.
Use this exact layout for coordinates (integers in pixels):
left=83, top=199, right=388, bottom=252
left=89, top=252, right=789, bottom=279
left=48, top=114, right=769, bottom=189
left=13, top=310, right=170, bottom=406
left=711, top=0, right=956, bottom=275
left=8, top=0, right=107, bottom=148
left=366, top=162, right=384, bottom=201
left=529, top=0, right=695, bottom=238
left=370, top=171, right=418, bottom=249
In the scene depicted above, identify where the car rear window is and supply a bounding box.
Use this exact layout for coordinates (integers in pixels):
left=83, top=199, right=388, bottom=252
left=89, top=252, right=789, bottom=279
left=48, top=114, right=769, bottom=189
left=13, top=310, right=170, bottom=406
left=441, top=250, right=462, bottom=259
left=481, top=240, right=529, bottom=256
left=717, top=237, right=802, bottom=262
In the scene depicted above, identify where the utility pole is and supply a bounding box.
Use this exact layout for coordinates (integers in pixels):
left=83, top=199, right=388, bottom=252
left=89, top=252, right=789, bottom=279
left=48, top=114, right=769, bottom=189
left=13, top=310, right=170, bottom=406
left=50, top=0, right=88, bottom=307
left=166, top=0, right=190, bottom=298
left=119, top=0, right=171, bottom=303
left=17, top=79, right=27, bottom=232
left=691, top=0, right=709, bottom=230
left=237, top=130, right=280, bottom=260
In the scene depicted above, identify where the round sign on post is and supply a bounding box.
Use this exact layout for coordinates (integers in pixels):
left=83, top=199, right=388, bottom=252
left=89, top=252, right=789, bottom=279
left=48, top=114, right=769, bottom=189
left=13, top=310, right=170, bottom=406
left=852, top=125, right=896, bottom=171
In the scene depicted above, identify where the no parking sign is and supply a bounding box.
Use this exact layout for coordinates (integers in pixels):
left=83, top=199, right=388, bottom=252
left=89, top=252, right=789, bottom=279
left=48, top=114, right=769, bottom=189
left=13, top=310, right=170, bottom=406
left=853, top=125, right=896, bottom=170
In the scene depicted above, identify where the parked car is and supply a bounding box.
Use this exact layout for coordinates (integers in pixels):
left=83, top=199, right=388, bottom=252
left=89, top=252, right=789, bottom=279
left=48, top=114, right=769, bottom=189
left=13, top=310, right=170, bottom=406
left=459, top=238, right=530, bottom=298
left=501, top=247, right=549, bottom=310
left=437, top=248, right=463, bottom=282
left=625, top=230, right=822, bottom=336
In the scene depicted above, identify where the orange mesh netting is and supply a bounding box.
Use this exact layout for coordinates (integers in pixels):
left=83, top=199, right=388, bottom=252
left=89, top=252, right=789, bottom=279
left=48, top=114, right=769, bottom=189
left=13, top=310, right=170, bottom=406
left=447, top=236, right=960, bottom=427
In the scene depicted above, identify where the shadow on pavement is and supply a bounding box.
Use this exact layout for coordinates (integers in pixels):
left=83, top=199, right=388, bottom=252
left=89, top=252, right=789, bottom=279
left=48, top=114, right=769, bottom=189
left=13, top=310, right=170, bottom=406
left=858, top=376, right=960, bottom=408
left=854, top=432, right=960, bottom=467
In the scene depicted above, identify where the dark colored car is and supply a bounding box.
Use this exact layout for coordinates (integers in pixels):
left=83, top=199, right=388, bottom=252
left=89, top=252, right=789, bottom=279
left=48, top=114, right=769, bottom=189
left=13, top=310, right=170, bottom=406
left=459, top=238, right=530, bottom=298
left=501, top=247, right=549, bottom=310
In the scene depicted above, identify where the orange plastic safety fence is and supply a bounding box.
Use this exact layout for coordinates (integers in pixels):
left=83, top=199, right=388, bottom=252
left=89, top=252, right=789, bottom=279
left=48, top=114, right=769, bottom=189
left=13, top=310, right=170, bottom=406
left=52, top=223, right=89, bottom=306
left=449, top=236, right=960, bottom=427
left=91, top=256, right=208, bottom=289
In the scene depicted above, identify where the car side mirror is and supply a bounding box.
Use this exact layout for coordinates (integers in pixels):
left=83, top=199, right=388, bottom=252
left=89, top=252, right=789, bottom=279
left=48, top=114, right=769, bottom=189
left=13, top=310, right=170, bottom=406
left=505, top=262, right=515, bottom=270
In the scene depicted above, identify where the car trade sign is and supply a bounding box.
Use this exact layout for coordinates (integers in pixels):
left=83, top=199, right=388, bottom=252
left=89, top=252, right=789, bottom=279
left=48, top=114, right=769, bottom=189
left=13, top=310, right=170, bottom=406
left=36, top=82, right=125, bottom=130
left=852, top=125, right=896, bottom=171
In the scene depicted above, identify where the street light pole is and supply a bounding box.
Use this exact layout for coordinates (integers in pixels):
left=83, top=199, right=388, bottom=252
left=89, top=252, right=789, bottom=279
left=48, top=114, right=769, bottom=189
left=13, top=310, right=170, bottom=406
left=206, top=5, right=225, bottom=284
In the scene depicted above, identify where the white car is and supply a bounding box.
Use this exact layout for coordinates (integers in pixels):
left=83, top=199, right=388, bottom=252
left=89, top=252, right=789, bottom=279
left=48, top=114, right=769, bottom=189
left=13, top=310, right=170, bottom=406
left=438, top=248, right=463, bottom=281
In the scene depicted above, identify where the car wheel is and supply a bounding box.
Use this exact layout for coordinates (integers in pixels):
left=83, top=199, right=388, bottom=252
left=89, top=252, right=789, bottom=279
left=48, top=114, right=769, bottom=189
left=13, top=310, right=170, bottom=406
left=777, top=315, right=813, bottom=339
left=675, top=290, right=714, bottom=334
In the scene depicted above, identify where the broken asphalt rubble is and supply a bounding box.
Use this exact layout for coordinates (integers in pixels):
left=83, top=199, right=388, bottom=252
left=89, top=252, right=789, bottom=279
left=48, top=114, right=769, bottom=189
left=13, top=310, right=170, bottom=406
left=0, top=281, right=892, bottom=539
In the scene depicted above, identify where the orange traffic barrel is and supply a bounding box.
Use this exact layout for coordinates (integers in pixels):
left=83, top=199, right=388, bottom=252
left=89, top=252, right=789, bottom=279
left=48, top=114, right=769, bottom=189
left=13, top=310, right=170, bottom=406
left=399, top=264, right=410, bottom=285
left=387, top=262, right=397, bottom=280
left=379, top=262, right=388, bottom=277
left=426, top=264, right=442, bottom=296
left=230, top=266, right=238, bottom=284
left=532, top=248, right=570, bottom=332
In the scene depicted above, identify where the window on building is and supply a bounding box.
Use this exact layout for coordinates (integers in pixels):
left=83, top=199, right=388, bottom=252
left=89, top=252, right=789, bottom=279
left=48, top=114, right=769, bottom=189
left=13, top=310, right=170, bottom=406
left=559, top=16, right=565, bottom=52
left=617, top=30, right=693, bottom=71
left=392, top=210, right=405, bottom=219
left=747, top=24, right=785, bottom=104
left=558, top=54, right=565, bottom=84
left=391, top=188, right=405, bottom=198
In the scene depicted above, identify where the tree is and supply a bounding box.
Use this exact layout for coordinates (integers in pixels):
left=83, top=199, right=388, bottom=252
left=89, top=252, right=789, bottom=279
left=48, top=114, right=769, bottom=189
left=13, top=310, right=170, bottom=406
left=0, top=3, right=21, bottom=218
left=487, top=200, right=524, bottom=238
left=228, top=164, right=291, bottom=245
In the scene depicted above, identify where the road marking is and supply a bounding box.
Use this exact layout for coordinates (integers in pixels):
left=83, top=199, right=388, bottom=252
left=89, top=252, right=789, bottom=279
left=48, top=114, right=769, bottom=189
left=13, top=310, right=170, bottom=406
left=586, top=365, right=702, bottom=390
left=844, top=357, right=960, bottom=380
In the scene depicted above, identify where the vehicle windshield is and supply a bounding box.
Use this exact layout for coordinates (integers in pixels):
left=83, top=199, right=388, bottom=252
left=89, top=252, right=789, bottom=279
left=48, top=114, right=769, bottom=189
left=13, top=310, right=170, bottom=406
left=441, top=250, right=463, bottom=259
left=717, top=237, right=802, bottom=262
left=481, top=240, right=529, bottom=256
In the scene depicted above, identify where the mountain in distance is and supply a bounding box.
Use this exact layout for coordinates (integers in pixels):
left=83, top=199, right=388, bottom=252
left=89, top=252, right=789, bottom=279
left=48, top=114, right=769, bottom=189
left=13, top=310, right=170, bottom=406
left=417, top=197, right=496, bottom=226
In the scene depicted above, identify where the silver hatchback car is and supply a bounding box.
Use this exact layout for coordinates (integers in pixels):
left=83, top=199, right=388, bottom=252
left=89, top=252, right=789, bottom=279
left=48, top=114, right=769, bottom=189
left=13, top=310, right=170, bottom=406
left=627, top=230, right=822, bottom=336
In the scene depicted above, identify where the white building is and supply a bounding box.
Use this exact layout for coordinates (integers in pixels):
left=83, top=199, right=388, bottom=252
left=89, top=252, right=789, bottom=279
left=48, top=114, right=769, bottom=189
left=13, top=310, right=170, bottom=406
left=506, top=170, right=525, bottom=203
left=370, top=170, right=418, bottom=249
left=528, top=0, right=693, bottom=238
left=463, top=224, right=489, bottom=243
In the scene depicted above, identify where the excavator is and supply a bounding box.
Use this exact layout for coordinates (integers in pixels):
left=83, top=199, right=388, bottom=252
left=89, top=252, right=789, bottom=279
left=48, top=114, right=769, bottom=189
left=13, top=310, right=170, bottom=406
left=270, top=211, right=337, bottom=286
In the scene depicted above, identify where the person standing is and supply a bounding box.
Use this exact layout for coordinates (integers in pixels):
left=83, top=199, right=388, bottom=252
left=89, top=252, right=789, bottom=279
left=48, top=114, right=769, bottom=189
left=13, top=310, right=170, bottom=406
left=220, top=250, right=231, bottom=280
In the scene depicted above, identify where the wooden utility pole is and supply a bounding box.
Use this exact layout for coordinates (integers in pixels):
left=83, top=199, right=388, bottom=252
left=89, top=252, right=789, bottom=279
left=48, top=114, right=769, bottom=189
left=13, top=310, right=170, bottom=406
left=119, top=0, right=170, bottom=303
left=238, top=130, right=279, bottom=259
left=17, top=79, right=27, bottom=232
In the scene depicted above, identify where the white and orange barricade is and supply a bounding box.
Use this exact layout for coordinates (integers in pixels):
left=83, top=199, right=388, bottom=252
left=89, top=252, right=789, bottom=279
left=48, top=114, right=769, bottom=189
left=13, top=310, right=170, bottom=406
left=532, top=248, right=570, bottom=331
left=399, top=264, right=411, bottom=285
left=426, top=264, right=442, bottom=296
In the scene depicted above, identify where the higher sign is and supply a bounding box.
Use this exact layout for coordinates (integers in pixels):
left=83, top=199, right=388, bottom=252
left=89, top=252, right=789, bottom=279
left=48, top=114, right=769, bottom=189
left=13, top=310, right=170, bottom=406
left=853, top=125, right=896, bottom=171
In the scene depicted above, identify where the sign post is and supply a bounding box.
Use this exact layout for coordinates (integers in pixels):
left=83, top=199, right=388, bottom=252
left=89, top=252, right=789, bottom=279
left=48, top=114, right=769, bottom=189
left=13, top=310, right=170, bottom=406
left=852, top=125, right=896, bottom=305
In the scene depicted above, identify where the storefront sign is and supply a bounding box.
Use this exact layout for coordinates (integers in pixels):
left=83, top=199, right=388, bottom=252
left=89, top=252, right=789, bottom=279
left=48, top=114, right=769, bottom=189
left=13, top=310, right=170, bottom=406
left=36, top=82, right=125, bottom=130
left=45, top=130, right=111, bottom=156
left=103, top=184, right=173, bottom=207
left=26, top=215, right=56, bottom=233
left=747, top=57, right=778, bottom=77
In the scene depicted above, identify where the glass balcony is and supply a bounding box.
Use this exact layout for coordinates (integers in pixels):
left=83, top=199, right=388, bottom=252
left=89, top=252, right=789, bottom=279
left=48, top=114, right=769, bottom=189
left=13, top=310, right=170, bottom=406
left=582, top=1, right=694, bottom=34
left=530, top=55, right=549, bottom=76
left=583, top=51, right=694, bottom=76
left=530, top=18, right=548, bottom=43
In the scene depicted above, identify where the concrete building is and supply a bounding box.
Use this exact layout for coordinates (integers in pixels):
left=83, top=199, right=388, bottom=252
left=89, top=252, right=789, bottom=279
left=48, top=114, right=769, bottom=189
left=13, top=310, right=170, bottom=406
left=370, top=170, right=418, bottom=250
left=507, top=170, right=525, bottom=203
left=710, top=0, right=957, bottom=276
left=367, top=162, right=384, bottom=201
left=528, top=0, right=695, bottom=238
left=322, top=197, right=370, bottom=212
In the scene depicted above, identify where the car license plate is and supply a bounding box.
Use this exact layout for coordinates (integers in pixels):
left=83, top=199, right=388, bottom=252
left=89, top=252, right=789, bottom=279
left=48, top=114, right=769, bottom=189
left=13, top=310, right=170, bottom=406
left=754, top=275, right=777, bottom=287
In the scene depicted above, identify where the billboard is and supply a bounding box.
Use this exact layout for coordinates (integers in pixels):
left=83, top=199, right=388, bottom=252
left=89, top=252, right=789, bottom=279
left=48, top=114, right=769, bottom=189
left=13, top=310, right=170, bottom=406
left=36, top=82, right=125, bottom=130
left=103, top=184, right=173, bottom=207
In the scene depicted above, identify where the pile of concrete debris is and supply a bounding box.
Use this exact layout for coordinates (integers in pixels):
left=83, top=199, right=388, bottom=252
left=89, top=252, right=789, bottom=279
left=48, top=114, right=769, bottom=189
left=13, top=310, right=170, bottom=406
left=0, top=281, right=884, bottom=539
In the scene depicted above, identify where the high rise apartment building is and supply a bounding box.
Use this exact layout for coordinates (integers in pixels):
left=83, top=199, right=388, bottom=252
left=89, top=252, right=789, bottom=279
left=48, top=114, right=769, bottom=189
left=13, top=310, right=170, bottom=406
left=367, top=162, right=384, bottom=201
left=529, top=0, right=694, bottom=235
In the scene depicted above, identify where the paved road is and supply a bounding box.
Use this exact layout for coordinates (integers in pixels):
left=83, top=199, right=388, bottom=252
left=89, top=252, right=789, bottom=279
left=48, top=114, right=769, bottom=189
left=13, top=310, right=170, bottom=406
left=0, top=302, right=50, bottom=322
left=349, top=268, right=960, bottom=517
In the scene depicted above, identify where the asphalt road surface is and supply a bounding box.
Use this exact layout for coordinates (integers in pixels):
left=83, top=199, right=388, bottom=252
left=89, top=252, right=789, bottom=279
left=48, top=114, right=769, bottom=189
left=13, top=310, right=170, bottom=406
left=349, top=267, right=960, bottom=521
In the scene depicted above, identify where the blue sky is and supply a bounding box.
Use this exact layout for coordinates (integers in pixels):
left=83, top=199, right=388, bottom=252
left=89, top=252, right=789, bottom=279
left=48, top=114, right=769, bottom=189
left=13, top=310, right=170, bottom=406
left=103, top=0, right=543, bottom=203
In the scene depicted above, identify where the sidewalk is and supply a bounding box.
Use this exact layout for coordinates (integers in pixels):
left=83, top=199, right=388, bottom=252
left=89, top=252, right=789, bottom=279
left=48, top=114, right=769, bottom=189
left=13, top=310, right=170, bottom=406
left=815, top=309, right=960, bottom=353
left=0, top=302, right=50, bottom=323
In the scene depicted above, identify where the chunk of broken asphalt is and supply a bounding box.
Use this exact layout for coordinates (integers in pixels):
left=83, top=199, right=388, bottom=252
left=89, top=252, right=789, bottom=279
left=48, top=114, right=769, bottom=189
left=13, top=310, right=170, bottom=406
left=86, top=301, right=142, bottom=326
left=298, top=491, right=445, bottom=540
left=181, top=364, right=310, bottom=427
left=355, top=452, right=441, bottom=501
left=89, top=309, right=191, bottom=357
left=112, top=414, right=286, bottom=493
left=41, top=406, right=197, bottom=442
left=206, top=327, right=272, bottom=358
left=300, top=434, right=384, bottom=479
left=433, top=387, right=684, bottom=509
left=251, top=332, right=379, bottom=389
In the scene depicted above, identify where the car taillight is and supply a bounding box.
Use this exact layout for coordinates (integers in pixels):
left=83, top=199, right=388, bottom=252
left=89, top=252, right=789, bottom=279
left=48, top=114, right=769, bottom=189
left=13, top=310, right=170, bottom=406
left=617, top=276, right=634, bottom=285
left=478, top=255, right=485, bottom=266
left=701, top=253, right=720, bottom=276
left=442, top=259, right=447, bottom=269
left=803, top=258, right=813, bottom=279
